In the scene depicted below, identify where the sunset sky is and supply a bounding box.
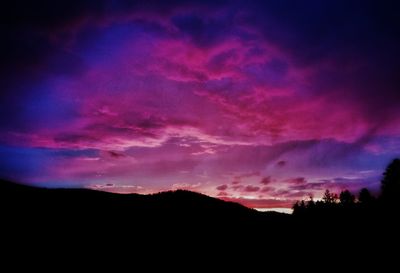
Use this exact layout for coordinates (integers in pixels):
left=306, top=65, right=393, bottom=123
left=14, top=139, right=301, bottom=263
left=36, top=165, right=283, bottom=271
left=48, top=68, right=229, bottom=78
left=1, top=0, right=400, bottom=209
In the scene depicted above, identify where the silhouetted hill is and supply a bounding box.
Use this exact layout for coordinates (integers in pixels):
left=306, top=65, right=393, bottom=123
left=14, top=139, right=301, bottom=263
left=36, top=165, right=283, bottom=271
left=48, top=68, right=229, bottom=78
left=0, top=179, right=254, bottom=213
left=0, top=179, right=292, bottom=235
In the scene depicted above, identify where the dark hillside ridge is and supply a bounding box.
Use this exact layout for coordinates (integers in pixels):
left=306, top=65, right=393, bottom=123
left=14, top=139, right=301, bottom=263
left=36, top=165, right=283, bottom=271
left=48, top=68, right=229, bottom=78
left=0, top=179, right=291, bottom=233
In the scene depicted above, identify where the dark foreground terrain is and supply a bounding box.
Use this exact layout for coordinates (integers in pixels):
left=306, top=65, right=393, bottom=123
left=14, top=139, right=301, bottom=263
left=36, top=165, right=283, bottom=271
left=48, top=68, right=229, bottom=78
left=1, top=179, right=397, bottom=233
left=1, top=177, right=399, bottom=261
left=0, top=179, right=290, bottom=230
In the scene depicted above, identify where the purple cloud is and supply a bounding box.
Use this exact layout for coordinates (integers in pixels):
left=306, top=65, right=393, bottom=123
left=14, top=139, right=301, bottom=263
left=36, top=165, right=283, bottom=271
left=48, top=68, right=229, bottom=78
left=276, top=160, right=286, bottom=167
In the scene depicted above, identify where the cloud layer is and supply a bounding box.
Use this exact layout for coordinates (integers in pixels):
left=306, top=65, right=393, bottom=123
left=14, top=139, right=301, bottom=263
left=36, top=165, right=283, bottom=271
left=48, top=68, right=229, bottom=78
left=1, top=0, right=400, bottom=208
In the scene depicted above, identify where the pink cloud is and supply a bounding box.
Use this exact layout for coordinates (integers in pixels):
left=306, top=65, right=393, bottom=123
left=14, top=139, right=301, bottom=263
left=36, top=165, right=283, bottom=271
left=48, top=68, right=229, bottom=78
left=261, top=186, right=275, bottom=193
left=260, top=176, right=272, bottom=185
left=285, top=177, right=307, bottom=185
left=231, top=185, right=244, bottom=191
left=216, top=184, right=228, bottom=191
left=217, top=191, right=229, bottom=197
left=244, top=185, right=260, bottom=192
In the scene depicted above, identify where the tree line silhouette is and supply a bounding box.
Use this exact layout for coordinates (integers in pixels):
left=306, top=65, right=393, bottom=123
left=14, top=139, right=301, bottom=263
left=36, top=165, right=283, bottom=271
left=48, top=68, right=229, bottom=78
left=292, top=158, right=400, bottom=217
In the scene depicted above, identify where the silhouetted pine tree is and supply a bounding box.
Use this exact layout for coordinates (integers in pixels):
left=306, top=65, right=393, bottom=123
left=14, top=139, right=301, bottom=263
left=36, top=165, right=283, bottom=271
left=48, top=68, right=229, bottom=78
left=358, top=188, right=374, bottom=207
left=381, top=158, right=400, bottom=207
left=339, top=190, right=355, bottom=206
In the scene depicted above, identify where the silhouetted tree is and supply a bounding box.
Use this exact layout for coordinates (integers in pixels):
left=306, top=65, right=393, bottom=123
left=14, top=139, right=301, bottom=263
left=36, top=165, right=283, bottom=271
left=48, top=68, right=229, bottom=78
left=292, top=200, right=307, bottom=215
left=292, top=201, right=300, bottom=214
left=307, top=194, right=315, bottom=210
left=381, top=158, right=400, bottom=205
left=291, top=161, right=400, bottom=221
left=322, top=190, right=337, bottom=204
left=358, top=188, right=374, bottom=206
left=339, top=190, right=355, bottom=206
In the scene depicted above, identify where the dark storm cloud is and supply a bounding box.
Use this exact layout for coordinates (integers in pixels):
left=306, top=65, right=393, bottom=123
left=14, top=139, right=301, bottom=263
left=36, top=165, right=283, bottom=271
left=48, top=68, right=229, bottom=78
left=244, top=0, right=400, bottom=64
left=172, top=13, right=232, bottom=48
left=0, top=1, right=90, bottom=131
left=243, top=0, right=400, bottom=124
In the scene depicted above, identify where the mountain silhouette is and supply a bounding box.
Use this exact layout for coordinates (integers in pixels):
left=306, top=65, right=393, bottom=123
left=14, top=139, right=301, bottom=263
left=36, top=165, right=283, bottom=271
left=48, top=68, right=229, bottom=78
left=0, top=178, right=257, bottom=215
left=0, top=179, right=292, bottom=235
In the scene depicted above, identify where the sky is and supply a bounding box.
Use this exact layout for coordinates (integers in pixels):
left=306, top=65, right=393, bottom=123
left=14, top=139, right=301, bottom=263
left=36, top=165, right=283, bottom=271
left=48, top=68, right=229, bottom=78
left=1, top=0, right=400, bottom=209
